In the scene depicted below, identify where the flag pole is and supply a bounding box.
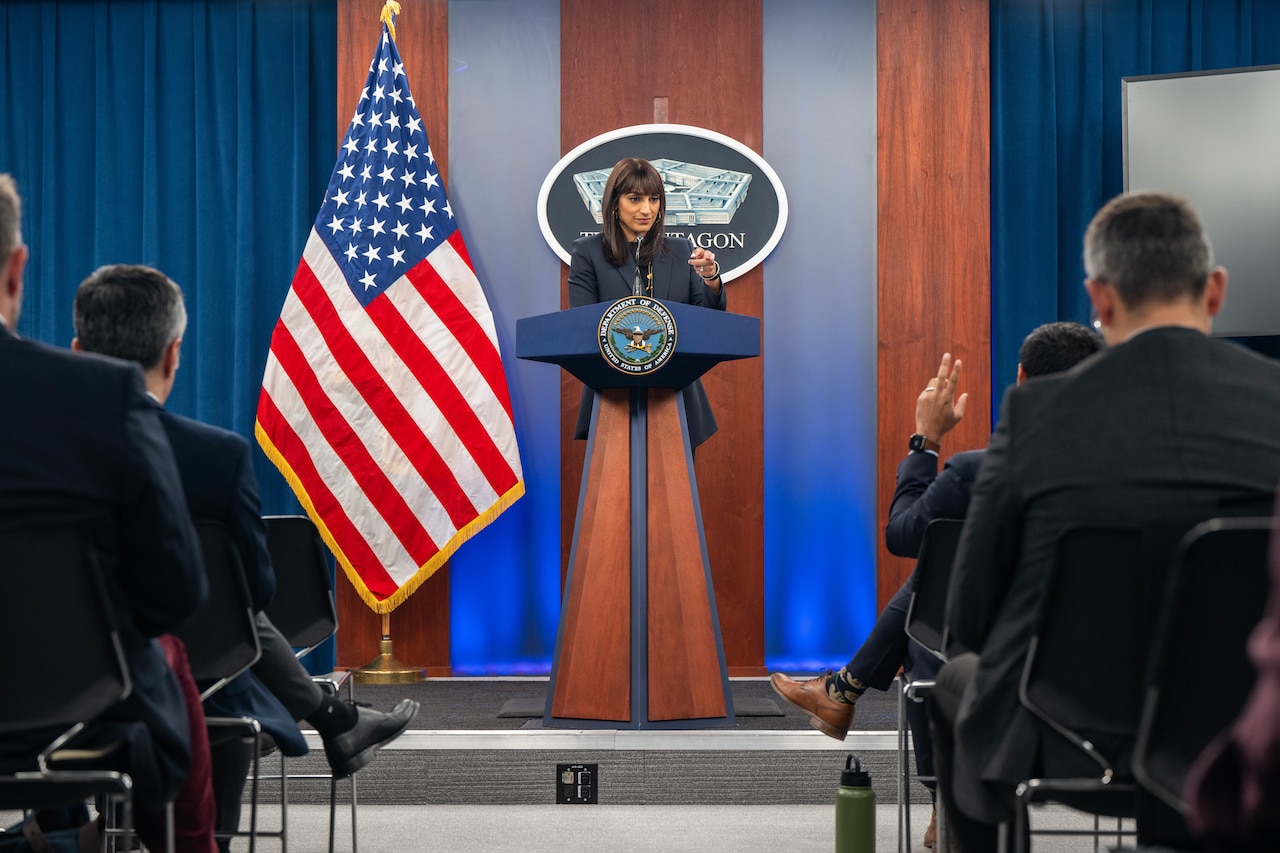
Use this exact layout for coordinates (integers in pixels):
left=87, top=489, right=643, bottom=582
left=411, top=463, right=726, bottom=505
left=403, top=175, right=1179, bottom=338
left=341, top=0, right=421, bottom=687
left=353, top=611, right=426, bottom=684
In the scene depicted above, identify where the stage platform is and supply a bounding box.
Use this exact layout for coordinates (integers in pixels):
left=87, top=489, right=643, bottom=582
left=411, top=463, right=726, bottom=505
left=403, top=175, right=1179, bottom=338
left=277, top=677, right=930, bottom=808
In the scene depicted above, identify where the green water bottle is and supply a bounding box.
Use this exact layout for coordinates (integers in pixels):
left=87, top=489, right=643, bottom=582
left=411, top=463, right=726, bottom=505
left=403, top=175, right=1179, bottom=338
left=835, top=754, right=875, bottom=853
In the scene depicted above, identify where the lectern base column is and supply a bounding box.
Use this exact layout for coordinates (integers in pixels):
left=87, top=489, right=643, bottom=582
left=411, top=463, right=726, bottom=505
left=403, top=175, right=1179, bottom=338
left=544, top=387, right=734, bottom=730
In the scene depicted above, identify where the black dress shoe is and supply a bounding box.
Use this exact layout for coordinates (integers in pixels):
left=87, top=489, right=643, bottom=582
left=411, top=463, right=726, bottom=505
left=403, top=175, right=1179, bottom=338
left=321, top=698, right=419, bottom=778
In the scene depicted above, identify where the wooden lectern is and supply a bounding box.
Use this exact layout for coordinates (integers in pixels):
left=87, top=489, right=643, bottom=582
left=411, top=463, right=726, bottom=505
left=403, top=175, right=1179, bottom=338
left=517, top=299, right=760, bottom=729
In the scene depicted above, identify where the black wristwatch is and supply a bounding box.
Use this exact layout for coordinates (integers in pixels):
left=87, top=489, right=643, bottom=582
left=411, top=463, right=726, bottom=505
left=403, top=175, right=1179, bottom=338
left=909, top=434, right=940, bottom=453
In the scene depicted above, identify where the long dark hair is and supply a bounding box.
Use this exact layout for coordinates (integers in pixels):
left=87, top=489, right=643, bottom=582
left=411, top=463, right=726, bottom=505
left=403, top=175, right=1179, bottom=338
left=600, top=158, right=666, bottom=267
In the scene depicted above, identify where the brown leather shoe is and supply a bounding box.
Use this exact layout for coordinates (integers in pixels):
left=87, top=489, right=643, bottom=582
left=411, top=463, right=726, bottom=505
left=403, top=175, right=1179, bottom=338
left=769, top=672, right=854, bottom=740
left=923, top=806, right=937, bottom=848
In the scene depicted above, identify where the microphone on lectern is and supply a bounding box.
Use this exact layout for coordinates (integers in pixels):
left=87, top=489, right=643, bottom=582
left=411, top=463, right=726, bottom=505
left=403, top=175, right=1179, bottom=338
left=632, top=232, right=644, bottom=296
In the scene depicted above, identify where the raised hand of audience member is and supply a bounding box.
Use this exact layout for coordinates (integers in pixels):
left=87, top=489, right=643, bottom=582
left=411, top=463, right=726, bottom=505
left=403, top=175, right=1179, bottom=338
left=915, top=352, right=968, bottom=448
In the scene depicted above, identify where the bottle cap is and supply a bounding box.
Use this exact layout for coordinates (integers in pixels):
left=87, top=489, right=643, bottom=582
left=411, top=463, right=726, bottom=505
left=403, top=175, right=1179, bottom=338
left=840, top=754, right=871, bottom=787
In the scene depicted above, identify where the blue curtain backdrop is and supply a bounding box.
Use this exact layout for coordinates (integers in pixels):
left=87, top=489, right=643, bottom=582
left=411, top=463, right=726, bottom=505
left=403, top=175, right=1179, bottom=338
left=990, top=0, right=1280, bottom=412
left=0, top=0, right=338, bottom=668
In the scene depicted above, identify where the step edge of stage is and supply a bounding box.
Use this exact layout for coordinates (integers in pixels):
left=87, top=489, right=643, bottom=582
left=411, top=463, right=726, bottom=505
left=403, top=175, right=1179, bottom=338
left=382, top=675, right=778, bottom=681
left=303, top=730, right=902, bottom=752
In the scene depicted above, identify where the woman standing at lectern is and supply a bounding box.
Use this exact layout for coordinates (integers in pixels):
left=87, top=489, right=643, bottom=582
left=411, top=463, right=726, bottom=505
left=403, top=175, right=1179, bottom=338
left=567, top=157, right=727, bottom=448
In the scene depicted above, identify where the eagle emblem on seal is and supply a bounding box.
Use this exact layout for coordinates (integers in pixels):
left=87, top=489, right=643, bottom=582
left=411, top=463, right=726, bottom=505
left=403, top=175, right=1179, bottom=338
left=598, top=299, right=678, bottom=375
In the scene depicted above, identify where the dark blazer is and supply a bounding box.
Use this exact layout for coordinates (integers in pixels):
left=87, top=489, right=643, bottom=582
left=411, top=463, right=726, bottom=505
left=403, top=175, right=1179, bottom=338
left=567, top=234, right=728, bottom=449
left=0, top=326, right=206, bottom=810
left=157, top=408, right=306, bottom=755
left=943, top=327, right=1280, bottom=811
left=886, top=448, right=984, bottom=558
left=158, top=408, right=274, bottom=610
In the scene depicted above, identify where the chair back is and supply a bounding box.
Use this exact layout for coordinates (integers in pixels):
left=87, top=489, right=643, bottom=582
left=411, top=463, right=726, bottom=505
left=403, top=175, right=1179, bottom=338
left=1133, top=516, right=1274, bottom=812
left=175, top=518, right=261, bottom=701
left=262, top=515, right=339, bottom=659
left=904, top=518, right=964, bottom=660
left=0, top=524, right=131, bottom=734
left=1020, top=526, right=1148, bottom=773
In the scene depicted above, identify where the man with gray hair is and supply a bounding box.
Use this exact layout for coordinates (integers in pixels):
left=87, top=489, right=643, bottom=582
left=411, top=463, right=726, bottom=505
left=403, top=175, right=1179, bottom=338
left=0, top=178, right=213, bottom=848
left=930, top=191, right=1280, bottom=850
left=73, top=263, right=419, bottom=847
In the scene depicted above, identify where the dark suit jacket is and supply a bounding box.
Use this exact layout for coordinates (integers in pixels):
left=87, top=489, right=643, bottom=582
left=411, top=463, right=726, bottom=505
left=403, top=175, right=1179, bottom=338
left=943, top=327, right=1280, bottom=810
left=0, top=326, right=206, bottom=809
left=886, top=448, right=984, bottom=558
left=567, top=234, right=728, bottom=448
left=158, top=408, right=274, bottom=610
left=158, top=408, right=306, bottom=754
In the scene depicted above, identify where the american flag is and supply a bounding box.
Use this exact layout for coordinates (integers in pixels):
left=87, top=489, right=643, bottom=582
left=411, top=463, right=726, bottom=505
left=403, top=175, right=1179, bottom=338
left=256, top=24, right=524, bottom=613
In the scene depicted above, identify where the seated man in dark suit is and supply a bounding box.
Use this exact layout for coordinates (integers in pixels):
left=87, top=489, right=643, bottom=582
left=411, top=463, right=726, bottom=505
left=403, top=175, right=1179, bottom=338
left=770, top=321, right=1100, bottom=847
left=0, top=175, right=214, bottom=849
left=71, top=263, right=420, bottom=845
left=932, top=192, right=1280, bottom=852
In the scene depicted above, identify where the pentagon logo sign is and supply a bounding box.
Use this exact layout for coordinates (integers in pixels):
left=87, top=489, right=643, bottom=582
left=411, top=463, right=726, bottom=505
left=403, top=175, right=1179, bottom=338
left=538, top=124, right=788, bottom=282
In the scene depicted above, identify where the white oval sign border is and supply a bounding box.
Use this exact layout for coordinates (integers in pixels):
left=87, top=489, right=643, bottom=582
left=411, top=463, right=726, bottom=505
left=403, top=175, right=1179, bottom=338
left=537, top=123, right=788, bottom=283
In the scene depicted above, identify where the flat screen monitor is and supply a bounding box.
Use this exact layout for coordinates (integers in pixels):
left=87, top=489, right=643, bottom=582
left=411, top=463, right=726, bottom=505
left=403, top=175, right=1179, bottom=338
left=1123, top=65, right=1280, bottom=337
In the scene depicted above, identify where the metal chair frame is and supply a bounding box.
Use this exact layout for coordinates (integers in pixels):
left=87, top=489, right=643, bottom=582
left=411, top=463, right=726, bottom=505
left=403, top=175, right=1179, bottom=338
left=1013, top=525, right=1147, bottom=853
left=178, top=519, right=267, bottom=852
left=261, top=514, right=358, bottom=853
left=897, top=518, right=964, bottom=853
left=1132, top=517, right=1274, bottom=830
left=0, top=524, right=139, bottom=852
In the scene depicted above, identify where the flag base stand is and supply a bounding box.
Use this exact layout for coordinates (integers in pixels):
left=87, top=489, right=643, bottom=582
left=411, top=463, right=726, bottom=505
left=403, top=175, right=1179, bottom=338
left=353, top=637, right=426, bottom=684
left=353, top=612, right=425, bottom=684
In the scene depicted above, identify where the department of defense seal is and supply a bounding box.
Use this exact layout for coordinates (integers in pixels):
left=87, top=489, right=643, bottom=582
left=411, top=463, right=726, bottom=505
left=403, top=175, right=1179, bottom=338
left=598, top=297, right=678, bottom=375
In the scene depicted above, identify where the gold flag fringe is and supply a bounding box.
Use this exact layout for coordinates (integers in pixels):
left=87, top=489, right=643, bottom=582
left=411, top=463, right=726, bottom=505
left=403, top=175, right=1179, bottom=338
left=256, top=418, right=525, bottom=615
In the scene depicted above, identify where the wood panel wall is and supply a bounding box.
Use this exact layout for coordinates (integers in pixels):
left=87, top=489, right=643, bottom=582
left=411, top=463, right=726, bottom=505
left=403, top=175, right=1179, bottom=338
left=334, top=0, right=452, bottom=676
left=559, top=0, right=767, bottom=675
left=876, top=0, right=991, bottom=605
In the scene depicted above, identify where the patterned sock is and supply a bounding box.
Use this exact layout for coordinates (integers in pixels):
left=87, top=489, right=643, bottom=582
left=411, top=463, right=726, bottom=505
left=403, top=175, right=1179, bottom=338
left=306, top=693, right=359, bottom=738
left=825, top=667, right=867, bottom=705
